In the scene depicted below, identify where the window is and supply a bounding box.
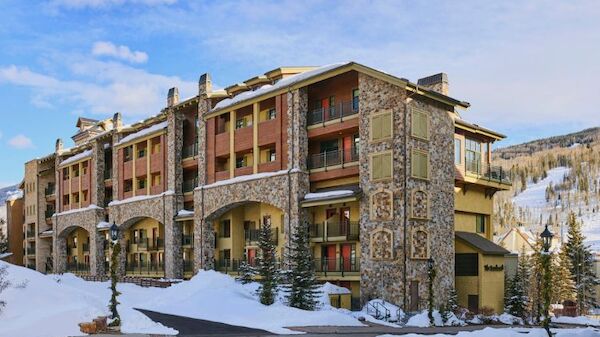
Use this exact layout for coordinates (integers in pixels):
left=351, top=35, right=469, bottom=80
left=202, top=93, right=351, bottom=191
left=152, top=138, right=161, bottom=154
left=411, top=150, right=429, bottom=180
left=370, top=110, right=393, bottom=142
left=73, top=166, right=80, bottom=177
left=82, top=162, right=88, bottom=175
left=220, top=220, right=231, bottom=238
left=465, top=139, right=481, bottom=173
left=454, top=138, right=462, bottom=165
left=267, top=108, right=276, bottom=120
left=124, top=179, right=133, bottom=192
left=352, top=89, right=359, bottom=111
left=152, top=173, right=161, bottom=187
left=411, top=108, right=429, bottom=140
left=235, top=156, right=246, bottom=168
left=455, top=253, right=479, bottom=276
left=268, top=149, right=276, bottom=162
left=137, top=177, right=147, bottom=190
left=235, top=117, right=249, bottom=129
left=63, top=195, right=70, bottom=206
left=370, top=151, right=393, bottom=181
left=138, top=147, right=146, bottom=158
left=124, top=146, right=133, bottom=162
left=73, top=193, right=79, bottom=204
left=476, top=214, right=486, bottom=234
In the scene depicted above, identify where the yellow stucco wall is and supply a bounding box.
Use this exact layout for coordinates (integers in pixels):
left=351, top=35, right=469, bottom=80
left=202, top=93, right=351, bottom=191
left=67, top=227, right=90, bottom=264
left=455, top=186, right=493, bottom=240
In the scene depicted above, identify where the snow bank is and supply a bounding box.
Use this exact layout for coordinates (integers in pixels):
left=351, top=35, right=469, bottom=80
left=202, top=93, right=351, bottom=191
left=405, top=309, right=464, bottom=327
left=0, top=262, right=176, bottom=337
left=553, top=315, right=600, bottom=326
left=136, top=270, right=363, bottom=334
left=362, top=299, right=405, bottom=323
left=378, top=327, right=600, bottom=337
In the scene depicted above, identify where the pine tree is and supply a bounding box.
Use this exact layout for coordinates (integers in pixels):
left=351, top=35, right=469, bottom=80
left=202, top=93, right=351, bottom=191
left=0, top=264, right=10, bottom=313
left=529, top=238, right=544, bottom=323
left=108, top=241, right=121, bottom=326
left=564, top=212, right=599, bottom=314
left=256, top=219, right=278, bottom=305
left=0, top=225, right=8, bottom=254
left=552, top=246, right=576, bottom=304
left=505, top=251, right=529, bottom=319
left=286, top=222, right=319, bottom=310
left=236, top=260, right=256, bottom=284
left=441, top=287, right=459, bottom=324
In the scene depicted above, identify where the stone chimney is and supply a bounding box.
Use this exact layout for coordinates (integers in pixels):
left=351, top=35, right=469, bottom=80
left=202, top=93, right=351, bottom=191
left=112, top=112, right=122, bottom=131
left=55, top=138, right=63, bottom=154
left=417, top=73, right=448, bottom=96
left=198, top=73, right=212, bottom=97
left=167, top=87, right=179, bottom=107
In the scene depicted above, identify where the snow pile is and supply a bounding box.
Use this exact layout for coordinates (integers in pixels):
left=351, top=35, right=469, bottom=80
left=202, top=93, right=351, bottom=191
left=5, top=189, right=23, bottom=201
left=378, top=327, right=600, bottom=337
left=54, top=204, right=103, bottom=216
left=553, top=315, right=600, bottom=326
left=405, top=309, right=464, bottom=327
left=136, top=270, right=363, bottom=334
left=362, top=299, right=405, bottom=323
left=198, top=168, right=301, bottom=189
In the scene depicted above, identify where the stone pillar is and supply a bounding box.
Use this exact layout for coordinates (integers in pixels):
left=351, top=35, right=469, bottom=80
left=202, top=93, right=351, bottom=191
left=167, top=110, right=183, bottom=195
left=194, top=189, right=215, bottom=272
left=286, top=88, right=308, bottom=171
left=91, top=230, right=106, bottom=276
left=112, top=113, right=122, bottom=202
left=197, top=97, right=209, bottom=186
left=53, top=232, right=67, bottom=274
left=163, top=194, right=182, bottom=279
left=92, top=140, right=105, bottom=207
left=117, top=233, right=127, bottom=277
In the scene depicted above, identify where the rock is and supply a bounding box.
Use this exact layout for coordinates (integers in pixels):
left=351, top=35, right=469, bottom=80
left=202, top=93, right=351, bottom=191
left=79, top=322, right=97, bottom=334
left=93, top=316, right=108, bottom=332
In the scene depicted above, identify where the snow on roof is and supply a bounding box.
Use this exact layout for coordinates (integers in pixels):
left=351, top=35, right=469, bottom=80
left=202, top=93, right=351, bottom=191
left=54, top=204, right=102, bottom=217
left=177, top=209, right=194, bottom=217
left=60, top=149, right=93, bottom=166
left=97, top=221, right=111, bottom=229
left=197, top=169, right=301, bottom=190
left=108, top=190, right=174, bottom=206
left=116, top=121, right=168, bottom=146
left=304, top=190, right=354, bottom=201
left=211, top=62, right=350, bottom=112
left=0, top=252, right=12, bottom=259
left=320, top=282, right=351, bottom=295
left=6, top=190, right=23, bottom=201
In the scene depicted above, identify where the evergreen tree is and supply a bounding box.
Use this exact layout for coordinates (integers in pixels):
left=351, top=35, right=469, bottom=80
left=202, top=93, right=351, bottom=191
left=236, top=260, right=256, bottom=284
left=0, top=225, right=8, bottom=254
left=0, top=264, right=10, bottom=313
left=285, top=222, right=319, bottom=310
left=256, top=219, right=278, bottom=305
left=552, top=246, right=576, bottom=304
left=108, top=241, right=121, bottom=326
left=529, top=238, right=544, bottom=323
left=505, top=251, right=529, bottom=319
left=564, top=212, right=599, bottom=314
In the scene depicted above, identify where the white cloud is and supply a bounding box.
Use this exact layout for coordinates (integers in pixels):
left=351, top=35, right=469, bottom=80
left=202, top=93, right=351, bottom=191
left=8, top=134, right=34, bottom=149
left=49, top=0, right=176, bottom=9
left=92, top=41, right=148, bottom=64
left=0, top=60, right=196, bottom=119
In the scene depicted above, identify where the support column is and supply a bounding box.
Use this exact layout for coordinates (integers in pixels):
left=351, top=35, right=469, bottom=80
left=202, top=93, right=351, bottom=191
left=132, top=143, right=137, bottom=197
left=164, top=194, right=182, bottom=279
left=53, top=234, right=67, bottom=274
left=253, top=103, right=259, bottom=173
left=90, top=230, right=105, bottom=276
left=229, top=110, right=236, bottom=178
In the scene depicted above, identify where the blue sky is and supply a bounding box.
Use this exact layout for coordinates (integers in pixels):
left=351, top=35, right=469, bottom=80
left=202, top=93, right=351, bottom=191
left=0, top=0, right=599, bottom=187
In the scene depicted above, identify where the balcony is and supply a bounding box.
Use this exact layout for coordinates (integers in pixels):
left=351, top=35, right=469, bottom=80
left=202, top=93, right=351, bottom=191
left=308, top=147, right=359, bottom=170
left=310, top=221, right=359, bottom=242
left=104, top=167, right=112, bottom=180
left=148, top=238, right=164, bottom=251
left=26, top=230, right=36, bottom=238
left=215, top=258, right=281, bottom=274
left=314, top=256, right=360, bottom=276
left=183, top=177, right=198, bottom=193
left=245, top=228, right=278, bottom=245
left=464, top=160, right=512, bottom=185
left=183, top=259, right=193, bottom=273
left=66, top=262, right=90, bottom=274
left=82, top=243, right=89, bottom=253
left=182, top=234, right=193, bottom=247
left=307, top=99, right=359, bottom=126
left=125, top=261, right=165, bottom=276
left=44, top=184, right=55, bottom=196
left=45, top=209, right=55, bottom=219
left=183, top=143, right=198, bottom=159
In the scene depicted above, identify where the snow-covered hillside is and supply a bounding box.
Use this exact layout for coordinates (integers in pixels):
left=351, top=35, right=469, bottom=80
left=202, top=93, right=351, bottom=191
left=512, top=167, right=600, bottom=252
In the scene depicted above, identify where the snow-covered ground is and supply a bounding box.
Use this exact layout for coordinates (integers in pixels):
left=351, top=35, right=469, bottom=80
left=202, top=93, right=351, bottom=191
left=378, top=327, right=599, bottom=337
left=0, top=261, right=363, bottom=337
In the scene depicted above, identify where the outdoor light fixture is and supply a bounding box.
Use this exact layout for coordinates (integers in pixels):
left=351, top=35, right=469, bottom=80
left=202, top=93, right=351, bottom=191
left=110, top=222, right=119, bottom=242
left=540, top=224, right=553, bottom=253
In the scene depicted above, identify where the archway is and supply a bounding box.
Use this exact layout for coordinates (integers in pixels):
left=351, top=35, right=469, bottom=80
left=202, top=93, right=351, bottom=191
left=59, top=226, right=92, bottom=275
left=206, top=201, right=285, bottom=275
left=119, top=216, right=166, bottom=278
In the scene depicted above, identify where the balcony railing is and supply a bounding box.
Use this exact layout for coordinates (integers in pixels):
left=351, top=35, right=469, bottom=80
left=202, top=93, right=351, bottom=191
left=310, top=221, right=360, bottom=242
left=465, top=159, right=512, bottom=184
left=244, top=228, right=278, bottom=245
left=183, top=177, right=198, bottom=193
left=307, top=99, right=359, bottom=126
left=45, top=209, right=55, bottom=219
left=308, top=147, right=359, bottom=170
left=26, top=230, right=35, bottom=238
left=82, top=243, right=90, bottom=252
left=182, top=234, right=193, bottom=247
left=125, top=261, right=165, bottom=275
left=314, top=257, right=360, bottom=276
left=215, top=258, right=281, bottom=274
left=149, top=238, right=164, bottom=251
left=66, top=262, right=90, bottom=274
left=44, top=184, right=55, bottom=196
left=183, top=259, right=193, bottom=273
left=183, top=143, right=199, bottom=159
left=104, top=167, right=112, bottom=180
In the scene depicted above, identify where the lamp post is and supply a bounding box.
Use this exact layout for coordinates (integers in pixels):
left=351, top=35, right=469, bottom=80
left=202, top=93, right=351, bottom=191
left=540, top=224, right=553, bottom=337
left=108, top=222, right=121, bottom=327
left=427, top=257, right=436, bottom=326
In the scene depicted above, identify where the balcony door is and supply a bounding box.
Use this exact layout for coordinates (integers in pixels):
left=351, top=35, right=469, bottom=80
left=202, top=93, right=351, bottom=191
left=340, top=207, right=350, bottom=235
left=341, top=243, right=355, bottom=271
left=322, top=244, right=336, bottom=271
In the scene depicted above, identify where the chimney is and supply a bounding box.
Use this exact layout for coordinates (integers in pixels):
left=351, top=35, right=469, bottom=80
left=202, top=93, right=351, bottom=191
left=55, top=138, right=63, bottom=154
left=112, top=112, right=122, bottom=130
left=167, top=87, right=179, bottom=107
left=198, top=73, right=212, bottom=97
left=417, top=73, right=448, bottom=96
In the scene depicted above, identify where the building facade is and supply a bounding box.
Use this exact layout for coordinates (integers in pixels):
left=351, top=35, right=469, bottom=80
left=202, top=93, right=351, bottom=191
left=4, top=194, right=24, bottom=265
left=16, top=62, right=511, bottom=313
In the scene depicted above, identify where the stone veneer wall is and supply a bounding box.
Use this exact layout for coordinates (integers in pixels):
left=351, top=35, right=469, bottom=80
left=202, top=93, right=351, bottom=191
left=358, top=73, right=454, bottom=309
left=35, top=159, right=56, bottom=273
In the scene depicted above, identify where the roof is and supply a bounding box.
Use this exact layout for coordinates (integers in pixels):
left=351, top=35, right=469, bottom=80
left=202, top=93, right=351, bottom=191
left=207, top=62, right=470, bottom=118
left=76, top=117, right=99, bottom=128
left=301, top=185, right=362, bottom=207
left=455, top=118, right=506, bottom=140
left=456, top=231, right=511, bottom=255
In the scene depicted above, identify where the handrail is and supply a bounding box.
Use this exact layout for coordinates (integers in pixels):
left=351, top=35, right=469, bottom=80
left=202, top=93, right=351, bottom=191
left=308, top=146, right=359, bottom=170
left=307, top=99, right=359, bottom=126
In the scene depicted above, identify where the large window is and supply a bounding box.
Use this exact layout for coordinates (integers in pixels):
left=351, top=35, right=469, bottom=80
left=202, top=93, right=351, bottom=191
left=476, top=214, right=486, bottom=234
left=352, top=89, right=359, bottom=111
left=220, top=220, right=231, bottom=238
left=465, top=138, right=481, bottom=173
left=454, top=138, right=462, bottom=165
left=455, top=253, right=479, bottom=276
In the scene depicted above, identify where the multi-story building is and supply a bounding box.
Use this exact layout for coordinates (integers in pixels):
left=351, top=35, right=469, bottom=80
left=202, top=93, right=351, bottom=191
left=4, top=193, right=24, bottom=266
left=16, top=62, right=511, bottom=313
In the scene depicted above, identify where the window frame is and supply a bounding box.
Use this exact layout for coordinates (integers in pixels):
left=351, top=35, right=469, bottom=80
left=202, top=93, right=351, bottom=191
left=476, top=214, right=486, bottom=234
left=454, top=138, right=462, bottom=165
left=410, top=107, right=430, bottom=141
left=369, top=150, right=393, bottom=182
left=411, top=149, right=430, bottom=180
left=369, top=109, right=393, bottom=143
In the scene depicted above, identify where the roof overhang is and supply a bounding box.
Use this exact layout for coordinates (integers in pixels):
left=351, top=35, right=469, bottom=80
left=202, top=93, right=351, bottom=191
left=455, top=119, right=505, bottom=140
left=456, top=231, right=511, bottom=256
left=301, top=187, right=361, bottom=207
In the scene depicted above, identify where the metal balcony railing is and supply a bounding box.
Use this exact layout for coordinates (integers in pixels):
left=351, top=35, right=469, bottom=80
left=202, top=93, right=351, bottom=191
left=310, top=221, right=360, bottom=242
left=307, top=99, right=359, bottom=126
left=215, top=258, right=281, bottom=274
left=182, top=143, right=199, bottom=159
left=309, top=223, right=324, bottom=239
left=125, top=261, right=165, bottom=275
left=182, top=234, right=193, bottom=247
left=314, top=257, right=360, bottom=276
left=26, top=230, right=35, bottom=238
left=66, top=262, right=90, bottom=274
left=244, top=228, right=278, bottom=245
left=183, top=260, right=193, bottom=273
left=149, top=238, right=164, bottom=251
left=82, top=243, right=89, bottom=252
left=308, top=147, right=359, bottom=170
left=183, top=177, right=198, bottom=193
left=44, top=184, right=55, bottom=196
left=465, top=159, right=512, bottom=184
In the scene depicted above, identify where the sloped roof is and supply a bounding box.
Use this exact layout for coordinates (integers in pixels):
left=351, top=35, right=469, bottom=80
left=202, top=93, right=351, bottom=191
left=456, top=231, right=511, bottom=255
